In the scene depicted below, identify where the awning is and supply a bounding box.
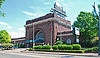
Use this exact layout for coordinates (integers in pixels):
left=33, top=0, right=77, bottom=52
left=25, top=39, right=44, bottom=43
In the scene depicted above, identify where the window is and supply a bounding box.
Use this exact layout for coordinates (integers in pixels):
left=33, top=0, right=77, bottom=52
left=66, top=39, right=71, bottom=44
left=36, top=32, right=44, bottom=41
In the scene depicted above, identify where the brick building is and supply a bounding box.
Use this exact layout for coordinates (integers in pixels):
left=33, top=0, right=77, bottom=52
left=11, top=2, right=79, bottom=48
left=24, top=2, right=76, bottom=48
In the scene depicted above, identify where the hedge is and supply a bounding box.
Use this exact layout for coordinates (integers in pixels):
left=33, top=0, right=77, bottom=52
left=33, top=45, right=42, bottom=49
left=34, top=49, right=85, bottom=53
left=28, top=48, right=33, bottom=51
left=85, top=47, right=98, bottom=52
left=58, top=45, right=73, bottom=50
left=42, top=45, right=51, bottom=49
left=53, top=45, right=58, bottom=50
left=72, top=44, right=81, bottom=50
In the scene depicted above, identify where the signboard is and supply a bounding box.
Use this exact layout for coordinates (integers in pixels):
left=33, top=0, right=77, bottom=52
left=75, top=27, right=80, bottom=35
left=51, top=1, right=66, bottom=19
left=73, top=27, right=80, bottom=35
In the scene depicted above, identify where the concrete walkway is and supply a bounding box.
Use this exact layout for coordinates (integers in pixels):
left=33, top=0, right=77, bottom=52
left=23, top=51, right=98, bottom=57
left=1, top=48, right=99, bottom=57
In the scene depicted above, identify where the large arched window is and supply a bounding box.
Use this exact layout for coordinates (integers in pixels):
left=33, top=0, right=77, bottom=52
left=36, top=31, right=44, bottom=41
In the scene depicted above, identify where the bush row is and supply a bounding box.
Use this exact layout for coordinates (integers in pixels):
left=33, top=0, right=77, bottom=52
left=31, top=49, right=84, bottom=53
left=33, top=45, right=51, bottom=49
left=53, top=44, right=81, bottom=50
left=33, top=44, right=81, bottom=50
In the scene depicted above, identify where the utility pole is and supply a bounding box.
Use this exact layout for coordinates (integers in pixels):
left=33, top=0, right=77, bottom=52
left=92, top=2, right=100, bottom=56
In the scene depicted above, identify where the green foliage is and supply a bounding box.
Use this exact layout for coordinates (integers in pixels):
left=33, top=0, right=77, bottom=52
left=34, top=49, right=85, bottom=53
left=93, top=47, right=98, bottom=52
left=58, top=45, right=73, bottom=50
left=28, top=48, right=33, bottom=51
left=58, top=45, right=65, bottom=50
left=1, top=43, right=14, bottom=49
left=0, top=0, right=5, bottom=17
left=65, top=45, right=73, bottom=50
left=80, top=38, right=98, bottom=48
left=33, top=45, right=42, bottom=49
left=53, top=45, right=58, bottom=50
left=73, top=11, right=98, bottom=41
left=0, top=0, right=5, bottom=8
left=0, top=30, right=11, bottom=43
left=42, top=45, right=51, bottom=49
left=85, top=47, right=98, bottom=52
left=72, top=44, right=81, bottom=50
left=55, top=41, right=63, bottom=45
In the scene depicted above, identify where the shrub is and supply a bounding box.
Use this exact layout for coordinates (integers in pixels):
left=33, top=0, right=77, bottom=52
left=53, top=45, right=58, bottom=50
left=58, top=45, right=73, bottom=50
left=33, top=45, right=42, bottom=49
left=65, top=45, right=73, bottom=50
left=58, top=45, right=65, bottom=50
left=1, top=43, right=14, bottom=49
left=72, top=44, right=81, bottom=50
left=85, top=47, right=98, bottom=52
left=55, top=41, right=63, bottom=45
left=85, top=48, right=93, bottom=52
left=42, top=45, right=51, bottom=49
left=93, top=47, right=98, bottom=52
left=28, top=48, right=33, bottom=51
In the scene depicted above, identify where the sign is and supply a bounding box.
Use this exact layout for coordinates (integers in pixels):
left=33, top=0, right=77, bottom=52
left=51, top=1, right=66, bottom=19
left=74, top=27, right=80, bottom=35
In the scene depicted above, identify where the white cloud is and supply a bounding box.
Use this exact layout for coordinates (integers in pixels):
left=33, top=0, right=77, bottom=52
left=23, top=11, right=37, bottom=16
left=8, top=31, right=25, bottom=38
left=0, top=21, right=12, bottom=30
left=0, top=22, right=8, bottom=25
left=18, top=27, right=25, bottom=31
left=6, top=26, right=12, bottom=29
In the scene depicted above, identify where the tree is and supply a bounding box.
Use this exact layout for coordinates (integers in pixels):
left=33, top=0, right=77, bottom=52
left=0, top=30, right=11, bottom=43
left=0, top=0, right=5, bottom=16
left=73, top=11, right=98, bottom=41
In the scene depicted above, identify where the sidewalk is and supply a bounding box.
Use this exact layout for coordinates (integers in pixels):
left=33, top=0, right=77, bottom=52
left=22, top=50, right=99, bottom=57
left=1, top=48, right=99, bottom=57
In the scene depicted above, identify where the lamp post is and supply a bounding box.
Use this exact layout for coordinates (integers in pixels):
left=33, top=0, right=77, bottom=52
left=92, top=2, right=100, bottom=55
left=50, top=21, right=53, bottom=50
left=33, top=23, right=35, bottom=52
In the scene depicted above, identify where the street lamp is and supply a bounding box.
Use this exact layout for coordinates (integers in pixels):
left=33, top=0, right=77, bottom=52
left=92, top=2, right=100, bottom=56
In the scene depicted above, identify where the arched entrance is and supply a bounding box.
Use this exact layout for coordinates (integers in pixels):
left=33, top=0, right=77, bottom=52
left=34, top=30, right=44, bottom=43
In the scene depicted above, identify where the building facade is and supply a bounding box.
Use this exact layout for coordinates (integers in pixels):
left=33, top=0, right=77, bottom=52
left=24, top=2, right=76, bottom=48
left=11, top=2, right=79, bottom=48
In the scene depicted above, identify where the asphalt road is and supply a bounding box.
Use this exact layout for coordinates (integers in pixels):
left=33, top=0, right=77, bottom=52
left=0, top=51, right=99, bottom=58
left=0, top=53, right=35, bottom=58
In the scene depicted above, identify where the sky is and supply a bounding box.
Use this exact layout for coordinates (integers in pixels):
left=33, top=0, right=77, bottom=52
left=0, top=0, right=100, bottom=38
